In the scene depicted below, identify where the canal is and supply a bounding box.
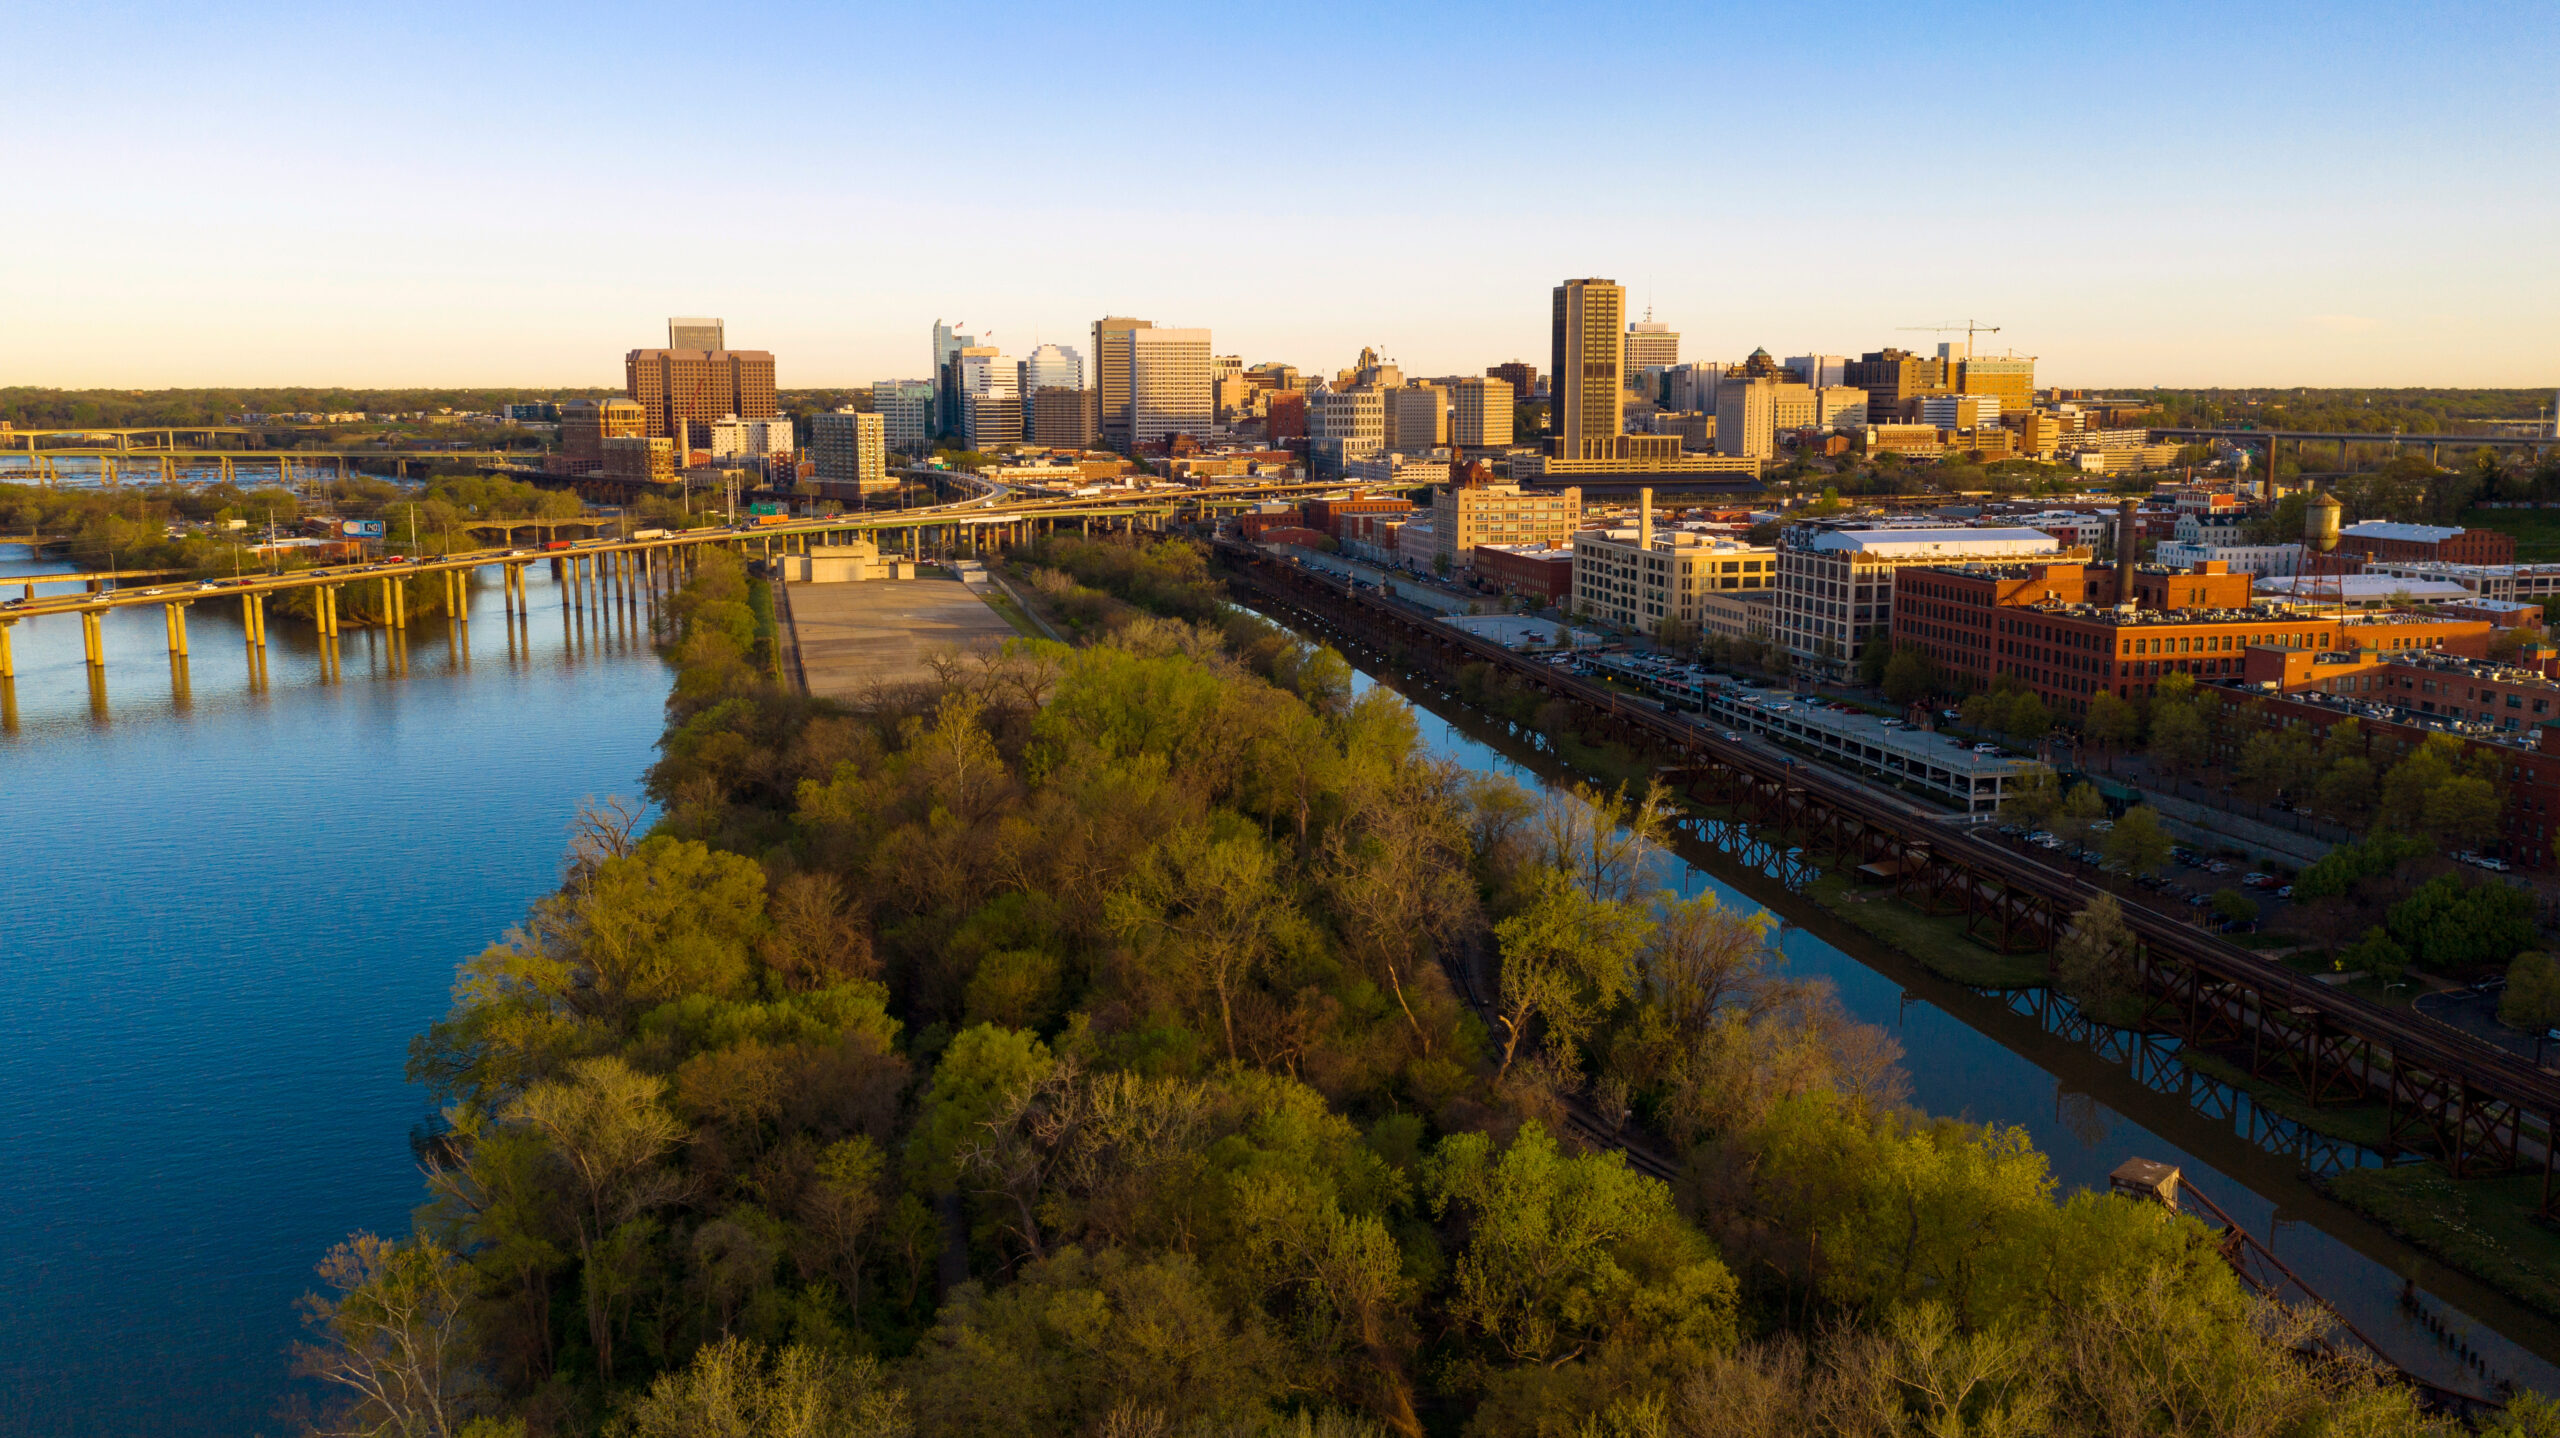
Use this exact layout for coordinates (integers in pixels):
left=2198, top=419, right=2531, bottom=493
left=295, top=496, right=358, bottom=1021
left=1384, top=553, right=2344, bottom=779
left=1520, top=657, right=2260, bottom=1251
left=0, top=545, right=674, bottom=1437
left=1288, top=604, right=2560, bottom=1405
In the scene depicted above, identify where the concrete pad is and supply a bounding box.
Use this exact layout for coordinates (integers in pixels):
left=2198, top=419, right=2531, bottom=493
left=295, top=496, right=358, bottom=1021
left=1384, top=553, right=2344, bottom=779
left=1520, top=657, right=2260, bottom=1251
left=787, top=576, right=1018, bottom=704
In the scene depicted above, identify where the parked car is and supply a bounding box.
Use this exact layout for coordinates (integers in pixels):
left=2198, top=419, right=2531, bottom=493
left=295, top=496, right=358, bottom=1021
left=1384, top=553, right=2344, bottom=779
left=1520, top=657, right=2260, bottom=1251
left=2089, top=820, right=2114, bottom=833
left=1721, top=732, right=1745, bottom=743
left=2275, top=885, right=2293, bottom=899
left=2243, top=873, right=2273, bottom=888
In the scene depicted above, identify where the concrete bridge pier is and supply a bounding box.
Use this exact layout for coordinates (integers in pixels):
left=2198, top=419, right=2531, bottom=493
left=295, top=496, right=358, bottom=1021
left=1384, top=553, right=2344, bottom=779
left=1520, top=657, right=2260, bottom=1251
left=0, top=620, right=13, bottom=678
left=162, top=602, right=190, bottom=656
left=391, top=578, right=408, bottom=630
left=317, top=584, right=340, bottom=637
left=80, top=610, right=104, bottom=667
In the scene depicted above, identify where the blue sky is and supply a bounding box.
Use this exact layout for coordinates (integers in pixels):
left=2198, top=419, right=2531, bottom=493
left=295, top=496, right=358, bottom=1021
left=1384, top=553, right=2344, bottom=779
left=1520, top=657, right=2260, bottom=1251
left=7, top=0, right=2555, bottom=388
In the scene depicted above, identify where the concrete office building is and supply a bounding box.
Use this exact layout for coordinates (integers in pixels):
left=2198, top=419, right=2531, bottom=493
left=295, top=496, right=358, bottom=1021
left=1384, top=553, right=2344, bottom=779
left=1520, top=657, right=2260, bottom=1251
left=871, top=380, right=933, bottom=454
left=1571, top=493, right=1774, bottom=636
left=811, top=409, right=890, bottom=493
left=626, top=348, right=778, bottom=451
left=601, top=435, right=677, bottom=484
left=1625, top=317, right=1679, bottom=370
left=1957, top=356, right=2035, bottom=419
left=1431, top=481, right=1582, bottom=568
left=1453, top=377, right=1514, bottom=447
left=669, top=317, right=725, bottom=351
left=1487, top=361, right=1538, bottom=399
left=1383, top=381, right=1447, bottom=452
left=964, top=392, right=1023, bottom=451
left=1776, top=525, right=2064, bottom=679
left=709, top=415, right=795, bottom=465
left=1031, top=387, right=1099, bottom=450
left=1716, top=377, right=1816, bottom=460
left=1310, top=387, right=1385, bottom=452
left=1920, top=394, right=2002, bottom=430
left=2154, top=541, right=2304, bottom=578
left=1129, top=327, right=1214, bottom=444
left=1814, top=386, right=1870, bottom=429
left=561, top=397, right=645, bottom=470
left=1092, top=315, right=1153, bottom=451
left=1787, top=354, right=1848, bottom=388
left=1843, top=348, right=1950, bottom=421
left=1550, top=278, right=1626, bottom=460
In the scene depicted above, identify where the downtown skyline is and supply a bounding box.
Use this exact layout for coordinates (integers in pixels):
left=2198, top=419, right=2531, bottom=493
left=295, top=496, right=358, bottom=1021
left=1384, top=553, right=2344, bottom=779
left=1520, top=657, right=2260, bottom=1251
left=5, top=0, right=2555, bottom=390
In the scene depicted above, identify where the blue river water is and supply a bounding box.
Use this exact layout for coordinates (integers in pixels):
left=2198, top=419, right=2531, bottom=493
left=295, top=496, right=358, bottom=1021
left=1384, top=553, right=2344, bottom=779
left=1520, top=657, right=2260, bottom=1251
left=0, top=546, right=673, bottom=1437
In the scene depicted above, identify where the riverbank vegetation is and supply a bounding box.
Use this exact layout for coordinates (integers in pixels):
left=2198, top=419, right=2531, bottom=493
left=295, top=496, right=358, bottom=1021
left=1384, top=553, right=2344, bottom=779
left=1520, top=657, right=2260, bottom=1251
left=297, top=539, right=2541, bottom=1436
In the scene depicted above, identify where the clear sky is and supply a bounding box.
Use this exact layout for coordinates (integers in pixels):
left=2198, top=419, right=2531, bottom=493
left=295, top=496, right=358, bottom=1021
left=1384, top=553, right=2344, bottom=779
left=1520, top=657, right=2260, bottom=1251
left=8, top=0, right=2555, bottom=390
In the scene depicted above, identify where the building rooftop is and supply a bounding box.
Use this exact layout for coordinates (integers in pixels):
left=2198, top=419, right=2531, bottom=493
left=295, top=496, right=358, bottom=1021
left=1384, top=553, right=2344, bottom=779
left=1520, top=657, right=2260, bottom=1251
left=1793, top=526, right=2062, bottom=555
left=2341, top=520, right=2467, bottom=543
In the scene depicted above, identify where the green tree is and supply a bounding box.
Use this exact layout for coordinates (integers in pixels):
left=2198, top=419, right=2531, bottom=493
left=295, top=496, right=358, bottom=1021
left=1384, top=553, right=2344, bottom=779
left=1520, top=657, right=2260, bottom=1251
left=2002, top=692, right=2052, bottom=745
left=2209, top=888, right=2256, bottom=928
left=506, top=1057, right=684, bottom=1383
left=293, top=1233, right=481, bottom=1438
left=1997, top=767, right=2062, bottom=830
left=2052, top=782, right=2106, bottom=847
left=2084, top=690, right=2140, bottom=759
left=2146, top=698, right=2209, bottom=778
left=1882, top=646, right=1937, bottom=706
left=1856, top=626, right=1893, bottom=686
left=624, top=1337, right=910, bottom=1438
left=1489, top=869, right=1650, bottom=1080
left=2235, top=729, right=2315, bottom=807
left=2054, top=895, right=2140, bottom=1019
left=2313, top=755, right=2377, bottom=827
left=1423, top=1123, right=1736, bottom=1367
left=2424, top=774, right=2503, bottom=851
left=2501, top=952, right=2560, bottom=1034
left=2343, top=925, right=2410, bottom=982
left=1107, top=819, right=1281, bottom=1060
left=2102, top=805, right=2172, bottom=878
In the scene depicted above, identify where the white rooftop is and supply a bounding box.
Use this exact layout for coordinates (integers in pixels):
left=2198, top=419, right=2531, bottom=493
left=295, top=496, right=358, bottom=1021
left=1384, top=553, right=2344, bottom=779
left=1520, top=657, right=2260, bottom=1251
left=2252, top=575, right=2475, bottom=603
left=2341, top=521, right=2465, bottom=543
left=1803, top=526, right=2062, bottom=555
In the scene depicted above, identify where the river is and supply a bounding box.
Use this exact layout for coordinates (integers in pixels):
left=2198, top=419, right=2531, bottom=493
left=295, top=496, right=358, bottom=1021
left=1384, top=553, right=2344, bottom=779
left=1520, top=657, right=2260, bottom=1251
left=0, top=545, right=674, bottom=1437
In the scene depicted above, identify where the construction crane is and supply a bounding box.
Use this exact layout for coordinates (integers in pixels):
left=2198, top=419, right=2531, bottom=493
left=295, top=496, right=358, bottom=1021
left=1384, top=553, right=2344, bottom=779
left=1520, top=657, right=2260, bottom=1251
left=1899, top=320, right=2002, bottom=352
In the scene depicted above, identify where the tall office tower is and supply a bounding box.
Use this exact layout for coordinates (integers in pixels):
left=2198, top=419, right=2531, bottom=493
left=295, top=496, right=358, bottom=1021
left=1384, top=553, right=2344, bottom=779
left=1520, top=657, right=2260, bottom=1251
left=1092, top=315, right=1154, bottom=451
left=669, top=317, right=725, bottom=351
left=1452, top=377, right=1514, bottom=447
left=946, top=346, right=1014, bottom=450
left=561, top=397, right=646, bottom=469
left=1017, top=343, right=1084, bottom=441
left=1487, top=360, right=1538, bottom=398
left=811, top=409, right=891, bottom=491
left=1212, top=354, right=1242, bottom=384
left=1844, top=347, right=1951, bottom=421
left=1550, top=278, right=1626, bottom=460
left=626, top=348, right=777, bottom=451
left=1625, top=317, right=1679, bottom=370
left=1129, top=327, right=1213, bottom=444
left=1786, top=354, right=1848, bottom=388
left=1957, top=356, right=2035, bottom=421
left=1382, top=381, right=1447, bottom=452
left=1032, top=387, right=1099, bottom=450
left=871, top=380, right=934, bottom=454
left=931, top=319, right=978, bottom=436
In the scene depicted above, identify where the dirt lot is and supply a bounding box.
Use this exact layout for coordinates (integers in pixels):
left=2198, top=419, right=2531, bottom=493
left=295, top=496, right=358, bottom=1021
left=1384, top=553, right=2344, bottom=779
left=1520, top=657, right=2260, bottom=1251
left=787, top=576, right=1019, bottom=705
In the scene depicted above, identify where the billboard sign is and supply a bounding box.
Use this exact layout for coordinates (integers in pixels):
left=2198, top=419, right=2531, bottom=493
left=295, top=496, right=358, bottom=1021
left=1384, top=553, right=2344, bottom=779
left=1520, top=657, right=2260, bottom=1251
left=340, top=519, right=386, bottom=538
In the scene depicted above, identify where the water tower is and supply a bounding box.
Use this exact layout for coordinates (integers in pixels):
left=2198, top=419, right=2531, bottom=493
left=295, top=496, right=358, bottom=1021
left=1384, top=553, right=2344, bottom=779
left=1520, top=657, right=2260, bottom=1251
left=2304, top=490, right=2346, bottom=614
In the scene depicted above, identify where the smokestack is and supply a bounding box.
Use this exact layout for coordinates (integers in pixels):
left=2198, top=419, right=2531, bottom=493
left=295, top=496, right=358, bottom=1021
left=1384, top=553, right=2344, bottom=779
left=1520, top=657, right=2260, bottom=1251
left=2115, top=498, right=2138, bottom=606
left=1639, top=487, right=1654, bottom=550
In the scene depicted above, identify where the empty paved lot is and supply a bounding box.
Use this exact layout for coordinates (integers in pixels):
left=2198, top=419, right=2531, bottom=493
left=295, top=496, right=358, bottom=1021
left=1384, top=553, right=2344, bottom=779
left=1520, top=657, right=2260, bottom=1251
left=788, top=577, right=1020, bottom=703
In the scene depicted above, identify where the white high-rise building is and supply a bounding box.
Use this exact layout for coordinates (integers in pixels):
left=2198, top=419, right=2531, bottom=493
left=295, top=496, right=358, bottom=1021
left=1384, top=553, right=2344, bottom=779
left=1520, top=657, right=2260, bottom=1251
left=1786, top=354, right=1848, bottom=388
left=1775, top=525, right=2062, bottom=679
left=871, top=380, right=933, bottom=453
left=1018, top=343, right=1084, bottom=408
left=1129, top=327, right=1213, bottom=443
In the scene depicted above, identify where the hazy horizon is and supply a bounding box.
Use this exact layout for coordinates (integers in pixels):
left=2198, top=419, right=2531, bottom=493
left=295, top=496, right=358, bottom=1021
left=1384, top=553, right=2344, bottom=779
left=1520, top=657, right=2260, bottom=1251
left=8, top=0, right=2554, bottom=391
